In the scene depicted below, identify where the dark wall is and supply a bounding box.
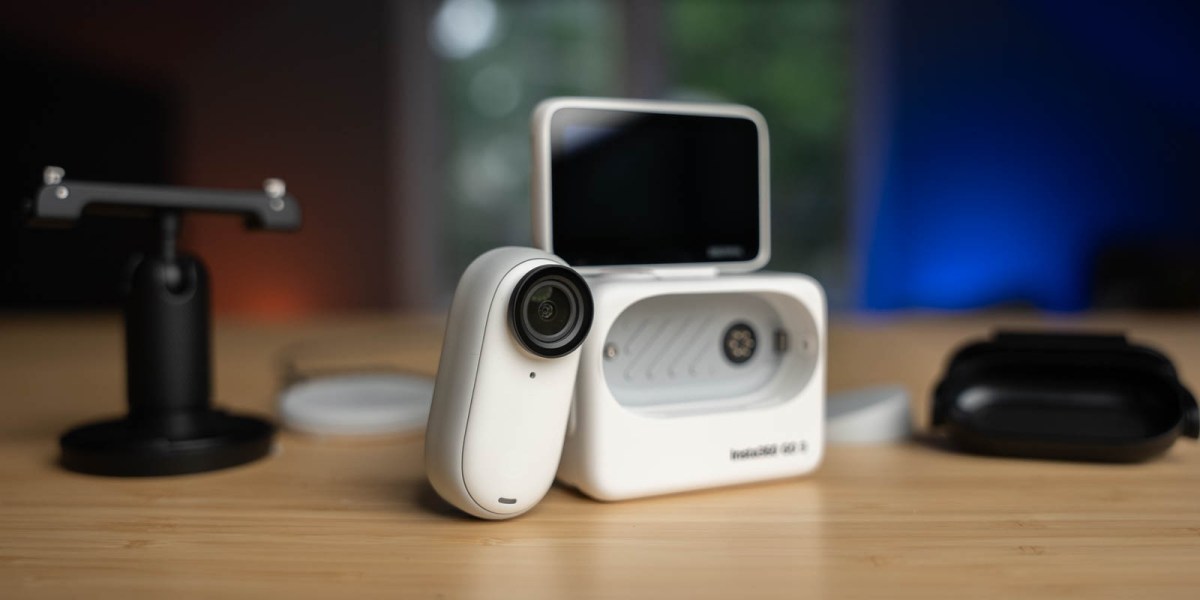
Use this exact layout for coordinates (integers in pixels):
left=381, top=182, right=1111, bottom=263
left=0, top=47, right=171, bottom=308
left=0, top=1, right=393, bottom=316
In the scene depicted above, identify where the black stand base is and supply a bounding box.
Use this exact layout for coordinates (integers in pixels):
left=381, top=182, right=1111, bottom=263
left=59, top=410, right=274, bottom=477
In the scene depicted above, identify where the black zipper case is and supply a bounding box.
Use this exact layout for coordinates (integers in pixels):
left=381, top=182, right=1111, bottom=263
left=932, top=331, right=1198, bottom=462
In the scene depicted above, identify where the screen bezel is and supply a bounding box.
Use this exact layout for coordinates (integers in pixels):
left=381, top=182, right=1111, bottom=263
left=531, top=97, right=770, bottom=274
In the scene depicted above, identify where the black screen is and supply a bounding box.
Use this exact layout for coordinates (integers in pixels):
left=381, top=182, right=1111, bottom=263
left=550, top=108, right=760, bottom=267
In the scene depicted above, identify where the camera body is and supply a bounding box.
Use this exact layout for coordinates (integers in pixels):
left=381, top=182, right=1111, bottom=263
left=532, top=97, right=827, bottom=500
left=425, top=247, right=592, bottom=519
left=556, top=273, right=825, bottom=500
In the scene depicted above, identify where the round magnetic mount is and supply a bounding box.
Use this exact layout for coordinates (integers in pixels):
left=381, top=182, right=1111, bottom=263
left=59, top=410, right=274, bottom=477
left=278, top=373, right=434, bottom=436
left=826, top=384, right=913, bottom=444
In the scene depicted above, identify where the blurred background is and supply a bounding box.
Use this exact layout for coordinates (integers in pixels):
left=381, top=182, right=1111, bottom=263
left=1, top=0, right=1197, bottom=317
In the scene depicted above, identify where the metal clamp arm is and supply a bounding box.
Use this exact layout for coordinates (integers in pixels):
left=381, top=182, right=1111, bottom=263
left=29, top=166, right=301, bottom=231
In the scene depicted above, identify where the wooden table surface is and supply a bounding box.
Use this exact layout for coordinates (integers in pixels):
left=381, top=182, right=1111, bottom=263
left=2, top=311, right=1198, bottom=598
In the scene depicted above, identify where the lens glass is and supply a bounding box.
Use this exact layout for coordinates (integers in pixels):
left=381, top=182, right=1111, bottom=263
left=524, top=281, right=577, bottom=341
left=510, top=264, right=593, bottom=357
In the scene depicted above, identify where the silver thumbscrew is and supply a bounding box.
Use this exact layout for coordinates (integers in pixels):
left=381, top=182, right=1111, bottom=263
left=44, top=166, right=65, bottom=185
left=264, top=178, right=287, bottom=211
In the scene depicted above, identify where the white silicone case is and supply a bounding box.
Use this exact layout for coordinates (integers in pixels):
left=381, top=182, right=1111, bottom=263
left=425, top=247, right=584, bottom=519
left=556, top=272, right=826, bottom=501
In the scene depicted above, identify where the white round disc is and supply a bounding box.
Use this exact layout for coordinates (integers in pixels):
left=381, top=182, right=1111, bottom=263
left=278, top=373, right=434, bottom=436
left=826, top=384, right=912, bottom=444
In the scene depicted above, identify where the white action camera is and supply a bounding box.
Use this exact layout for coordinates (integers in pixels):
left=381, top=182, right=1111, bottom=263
left=424, top=247, right=593, bottom=519
left=531, top=97, right=827, bottom=500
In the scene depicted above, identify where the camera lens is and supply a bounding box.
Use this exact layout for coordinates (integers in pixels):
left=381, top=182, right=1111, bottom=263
left=510, top=264, right=593, bottom=357
left=523, top=281, right=575, bottom=340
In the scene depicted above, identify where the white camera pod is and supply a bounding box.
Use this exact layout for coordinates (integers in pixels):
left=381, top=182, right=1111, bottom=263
left=557, top=272, right=826, bottom=500
left=424, top=247, right=593, bottom=519
left=532, top=97, right=828, bottom=500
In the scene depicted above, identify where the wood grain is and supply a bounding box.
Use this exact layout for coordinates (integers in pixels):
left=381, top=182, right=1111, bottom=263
left=1, top=312, right=1198, bottom=599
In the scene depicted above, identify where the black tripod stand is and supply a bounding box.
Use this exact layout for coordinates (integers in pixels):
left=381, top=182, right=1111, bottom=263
left=27, top=167, right=302, bottom=476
